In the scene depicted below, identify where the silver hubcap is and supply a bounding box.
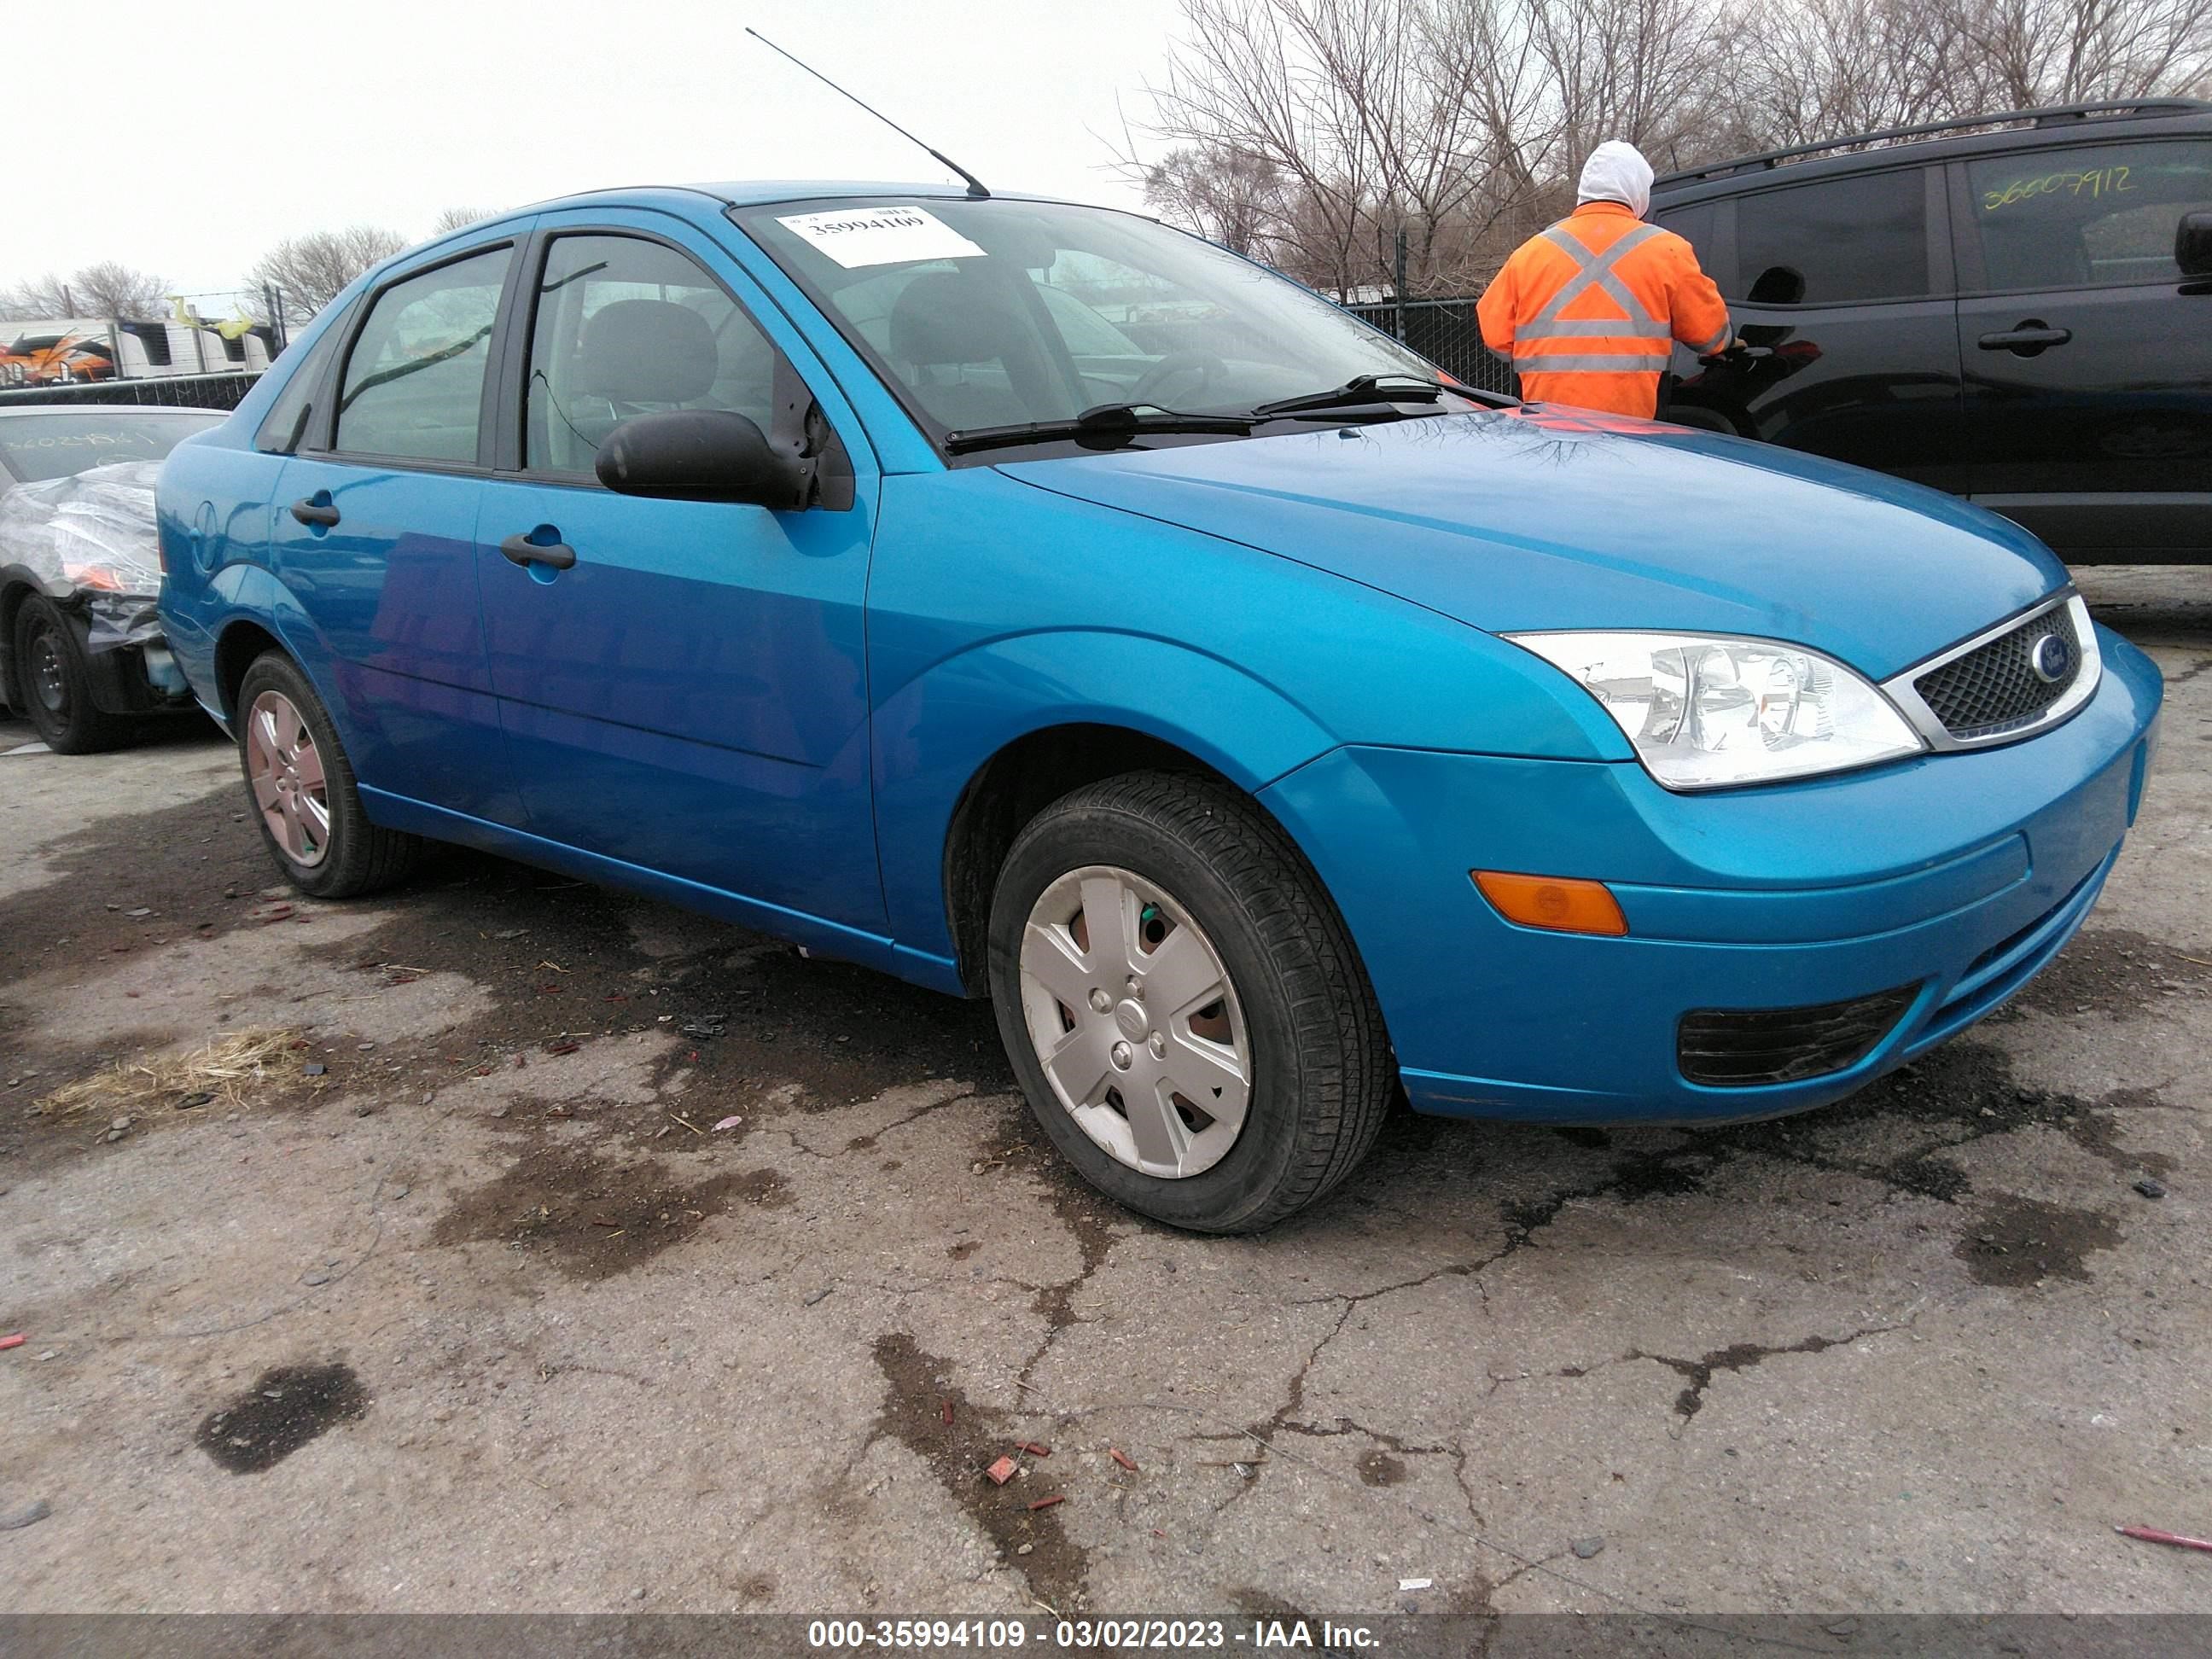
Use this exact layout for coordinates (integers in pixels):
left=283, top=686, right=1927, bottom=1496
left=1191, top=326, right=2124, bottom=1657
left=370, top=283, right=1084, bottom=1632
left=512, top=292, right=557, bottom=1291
left=245, top=690, right=331, bottom=868
left=1018, top=864, right=1251, bottom=1179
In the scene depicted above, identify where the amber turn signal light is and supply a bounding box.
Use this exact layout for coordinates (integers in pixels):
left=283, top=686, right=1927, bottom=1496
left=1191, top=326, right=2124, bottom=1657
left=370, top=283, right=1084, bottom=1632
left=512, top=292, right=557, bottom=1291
left=1472, top=870, right=1629, bottom=936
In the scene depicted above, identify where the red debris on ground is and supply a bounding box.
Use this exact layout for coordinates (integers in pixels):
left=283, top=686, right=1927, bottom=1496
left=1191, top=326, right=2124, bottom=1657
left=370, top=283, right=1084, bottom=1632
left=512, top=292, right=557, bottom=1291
left=1017, top=1441, right=1051, bottom=1457
left=2118, top=1526, right=2212, bottom=1554
left=1109, top=1448, right=1138, bottom=1472
left=1027, top=1495, right=1064, bottom=1511
left=0, top=1334, right=25, bottom=1352
left=546, top=1042, right=580, bottom=1056
left=940, top=1400, right=954, bottom=1427
left=985, top=1456, right=1018, bottom=1486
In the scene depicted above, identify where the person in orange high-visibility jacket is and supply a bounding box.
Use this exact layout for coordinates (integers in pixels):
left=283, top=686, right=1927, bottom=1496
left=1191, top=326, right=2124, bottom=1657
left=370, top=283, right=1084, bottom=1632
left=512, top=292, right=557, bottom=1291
left=1477, top=141, right=1733, bottom=419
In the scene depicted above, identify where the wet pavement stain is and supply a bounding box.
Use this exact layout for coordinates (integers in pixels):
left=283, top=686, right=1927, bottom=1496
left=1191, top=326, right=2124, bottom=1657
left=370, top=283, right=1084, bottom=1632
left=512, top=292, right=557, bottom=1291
left=431, top=1144, right=770, bottom=1279
left=869, top=1332, right=1090, bottom=1615
left=1955, top=1194, right=2126, bottom=1287
left=986, top=1098, right=1138, bottom=1338
left=1357, top=1448, right=1408, bottom=1487
left=303, top=846, right=1009, bottom=1122
left=0, top=747, right=265, bottom=998
left=1638, top=1334, right=1883, bottom=1421
left=194, top=1362, right=369, bottom=1474
left=2007, top=928, right=2212, bottom=1022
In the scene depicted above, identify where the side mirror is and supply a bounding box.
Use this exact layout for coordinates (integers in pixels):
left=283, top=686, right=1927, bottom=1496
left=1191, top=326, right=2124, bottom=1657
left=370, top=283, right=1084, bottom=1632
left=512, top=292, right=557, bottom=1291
left=2178, top=211, right=2212, bottom=279
left=595, top=410, right=806, bottom=509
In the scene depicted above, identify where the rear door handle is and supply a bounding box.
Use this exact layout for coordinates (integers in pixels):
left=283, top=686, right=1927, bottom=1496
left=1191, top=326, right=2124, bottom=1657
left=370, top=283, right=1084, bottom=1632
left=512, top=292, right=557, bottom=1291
left=288, top=498, right=340, bottom=527
left=500, top=532, right=577, bottom=571
left=1978, top=324, right=2073, bottom=353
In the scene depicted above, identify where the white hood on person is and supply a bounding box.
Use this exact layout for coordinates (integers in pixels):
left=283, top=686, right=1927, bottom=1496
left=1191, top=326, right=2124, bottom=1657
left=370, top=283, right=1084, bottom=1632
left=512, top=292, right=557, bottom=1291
left=1576, top=141, right=1656, bottom=218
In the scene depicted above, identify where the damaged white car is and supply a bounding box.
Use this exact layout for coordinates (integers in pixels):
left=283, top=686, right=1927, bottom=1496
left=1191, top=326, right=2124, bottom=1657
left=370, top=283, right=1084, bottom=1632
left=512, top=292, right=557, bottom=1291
left=0, top=405, right=222, bottom=751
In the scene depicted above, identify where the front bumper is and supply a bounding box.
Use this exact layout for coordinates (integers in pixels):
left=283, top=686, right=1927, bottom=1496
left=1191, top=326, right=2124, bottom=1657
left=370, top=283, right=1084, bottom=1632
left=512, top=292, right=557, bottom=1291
left=1260, top=626, right=2163, bottom=1125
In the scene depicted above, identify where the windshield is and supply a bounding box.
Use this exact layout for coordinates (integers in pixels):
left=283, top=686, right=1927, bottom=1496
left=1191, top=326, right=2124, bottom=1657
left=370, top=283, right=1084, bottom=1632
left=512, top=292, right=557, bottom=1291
left=0, top=410, right=222, bottom=483
left=733, top=196, right=1452, bottom=452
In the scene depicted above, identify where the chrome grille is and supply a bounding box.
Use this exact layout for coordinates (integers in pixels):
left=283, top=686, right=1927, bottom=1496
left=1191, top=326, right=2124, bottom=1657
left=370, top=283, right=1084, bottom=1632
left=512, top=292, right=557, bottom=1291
left=1913, top=603, right=2081, bottom=740
left=1883, top=593, right=2100, bottom=752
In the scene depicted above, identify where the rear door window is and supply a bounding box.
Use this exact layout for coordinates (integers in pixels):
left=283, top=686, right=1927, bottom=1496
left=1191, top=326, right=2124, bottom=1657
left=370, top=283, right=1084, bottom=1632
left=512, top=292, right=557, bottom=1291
left=1732, top=169, right=1932, bottom=304
left=335, top=246, right=511, bottom=464
left=1964, top=139, right=2212, bottom=290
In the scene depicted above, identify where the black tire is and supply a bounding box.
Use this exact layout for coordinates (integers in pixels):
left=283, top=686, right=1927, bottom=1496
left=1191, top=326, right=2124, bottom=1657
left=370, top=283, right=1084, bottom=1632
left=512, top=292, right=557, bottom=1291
left=235, top=651, right=423, bottom=898
left=13, top=596, right=135, bottom=754
left=987, top=770, right=1394, bottom=1233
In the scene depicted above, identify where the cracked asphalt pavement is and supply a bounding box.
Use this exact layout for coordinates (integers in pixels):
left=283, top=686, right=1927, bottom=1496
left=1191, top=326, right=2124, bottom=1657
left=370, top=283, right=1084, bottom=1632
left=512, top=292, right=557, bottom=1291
left=2, top=568, right=2208, bottom=1618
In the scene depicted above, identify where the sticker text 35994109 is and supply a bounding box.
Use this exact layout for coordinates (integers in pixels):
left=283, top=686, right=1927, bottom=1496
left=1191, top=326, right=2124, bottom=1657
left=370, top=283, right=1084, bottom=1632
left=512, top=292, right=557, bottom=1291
left=775, top=207, right=987, bottom=269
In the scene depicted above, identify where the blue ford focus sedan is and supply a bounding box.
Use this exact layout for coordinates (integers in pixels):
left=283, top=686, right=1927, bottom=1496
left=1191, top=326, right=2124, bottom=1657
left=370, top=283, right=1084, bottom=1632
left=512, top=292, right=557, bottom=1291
left=156, top=183, right=2162, bottom=1231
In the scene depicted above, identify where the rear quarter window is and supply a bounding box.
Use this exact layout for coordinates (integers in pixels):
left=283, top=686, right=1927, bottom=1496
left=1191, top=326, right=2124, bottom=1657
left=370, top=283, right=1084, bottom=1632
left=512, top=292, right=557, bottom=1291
left=254, top=307, right=353, bottom=455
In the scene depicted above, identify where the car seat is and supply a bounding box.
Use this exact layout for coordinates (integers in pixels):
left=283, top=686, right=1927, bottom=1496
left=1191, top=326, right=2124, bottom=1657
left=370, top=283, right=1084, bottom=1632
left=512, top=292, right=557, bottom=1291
left=562, top=299, right=719, bottom=464
left=887, top=269, right=1056, bottom=431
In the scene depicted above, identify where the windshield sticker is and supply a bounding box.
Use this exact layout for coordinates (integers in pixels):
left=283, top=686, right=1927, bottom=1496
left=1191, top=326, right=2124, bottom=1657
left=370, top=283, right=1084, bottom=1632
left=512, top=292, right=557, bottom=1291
left=775, top=206, right=986, bottom=269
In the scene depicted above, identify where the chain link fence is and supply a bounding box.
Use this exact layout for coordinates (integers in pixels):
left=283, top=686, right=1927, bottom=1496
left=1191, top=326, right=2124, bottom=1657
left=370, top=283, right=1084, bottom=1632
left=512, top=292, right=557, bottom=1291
left=1344, top=297, right=1519, bottom=398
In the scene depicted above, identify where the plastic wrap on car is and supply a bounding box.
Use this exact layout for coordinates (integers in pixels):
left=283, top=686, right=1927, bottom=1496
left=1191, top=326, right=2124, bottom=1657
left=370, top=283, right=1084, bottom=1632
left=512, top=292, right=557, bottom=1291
left=0, top=459, right=166, bottom=651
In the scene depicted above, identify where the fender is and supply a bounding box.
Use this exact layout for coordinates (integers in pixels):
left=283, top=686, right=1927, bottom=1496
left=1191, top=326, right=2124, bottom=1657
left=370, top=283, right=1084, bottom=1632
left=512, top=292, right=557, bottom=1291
left=871, top=627, right=1339, bottom=973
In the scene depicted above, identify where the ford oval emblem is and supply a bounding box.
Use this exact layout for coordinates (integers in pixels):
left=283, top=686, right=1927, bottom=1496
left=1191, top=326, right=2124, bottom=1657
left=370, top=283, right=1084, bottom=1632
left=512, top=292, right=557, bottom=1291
left=2030, top=632, right=2074, bottom=684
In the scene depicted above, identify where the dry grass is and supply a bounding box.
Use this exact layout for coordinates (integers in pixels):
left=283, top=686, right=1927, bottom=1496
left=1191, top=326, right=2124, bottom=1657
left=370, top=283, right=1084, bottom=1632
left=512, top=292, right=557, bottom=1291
left=34, top=1029, right=298, bottom=1119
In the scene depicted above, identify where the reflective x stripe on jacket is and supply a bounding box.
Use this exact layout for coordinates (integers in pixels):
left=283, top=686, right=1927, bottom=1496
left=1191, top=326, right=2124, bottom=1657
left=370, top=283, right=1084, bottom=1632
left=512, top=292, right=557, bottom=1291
left=1476, top=202, right=1732, bottom=418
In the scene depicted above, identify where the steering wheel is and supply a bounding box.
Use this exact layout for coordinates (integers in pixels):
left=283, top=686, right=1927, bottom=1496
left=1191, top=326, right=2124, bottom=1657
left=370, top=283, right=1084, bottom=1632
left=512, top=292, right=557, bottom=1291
left=1132, top=351, right=1229, bottom=407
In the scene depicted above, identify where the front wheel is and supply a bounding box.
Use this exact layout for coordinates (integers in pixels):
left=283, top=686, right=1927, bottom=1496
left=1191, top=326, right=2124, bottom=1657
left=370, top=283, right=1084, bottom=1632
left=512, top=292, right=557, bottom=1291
left=987, top=771, right=1394, bottom=1233
left=235, top=652, right=422, bottom=898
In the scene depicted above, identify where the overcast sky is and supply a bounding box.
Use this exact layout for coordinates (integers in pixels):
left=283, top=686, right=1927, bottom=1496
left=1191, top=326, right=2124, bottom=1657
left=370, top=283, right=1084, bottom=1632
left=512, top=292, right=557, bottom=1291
left=10, top=0, right=1185, bottom=300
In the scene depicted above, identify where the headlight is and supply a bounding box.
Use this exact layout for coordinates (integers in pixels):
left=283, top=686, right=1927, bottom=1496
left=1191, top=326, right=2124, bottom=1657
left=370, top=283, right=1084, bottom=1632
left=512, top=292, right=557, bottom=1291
left=1506, top=631, right=1925, bottom=790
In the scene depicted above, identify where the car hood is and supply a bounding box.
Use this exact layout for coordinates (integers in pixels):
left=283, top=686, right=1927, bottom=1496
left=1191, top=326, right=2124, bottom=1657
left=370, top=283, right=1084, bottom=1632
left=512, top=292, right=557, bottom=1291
left=997, top=406, right=2068, bottom=679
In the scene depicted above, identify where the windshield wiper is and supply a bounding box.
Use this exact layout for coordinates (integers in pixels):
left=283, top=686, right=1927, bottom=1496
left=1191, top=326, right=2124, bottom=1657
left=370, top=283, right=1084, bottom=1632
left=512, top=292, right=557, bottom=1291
left=944, top=403, right=1254, bottom=456
left=1247, top=375, right=1448, bottom=419
left=1248, top=374, right=1515, bottom=420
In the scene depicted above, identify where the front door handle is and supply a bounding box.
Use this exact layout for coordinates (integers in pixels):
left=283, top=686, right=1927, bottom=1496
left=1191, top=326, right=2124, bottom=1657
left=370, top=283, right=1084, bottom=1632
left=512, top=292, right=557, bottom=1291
left=1978, top=323, right=2073, bottom=354
left=289, top=497, right=340, bottom=527
left=500, top=532, right=577, bottom=571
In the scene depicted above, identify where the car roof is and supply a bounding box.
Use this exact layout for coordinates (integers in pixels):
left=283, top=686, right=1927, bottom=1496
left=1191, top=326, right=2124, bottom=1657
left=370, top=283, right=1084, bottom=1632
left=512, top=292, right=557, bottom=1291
left=693, top=179, right=988, bottom=207
left=1652, top=98, right=2212, bottom=201
left=451, top=180, right=1101, bottom=230
left=0, top=403, right=224, bottom=419
left=376, top=182, right=1147, bottom=287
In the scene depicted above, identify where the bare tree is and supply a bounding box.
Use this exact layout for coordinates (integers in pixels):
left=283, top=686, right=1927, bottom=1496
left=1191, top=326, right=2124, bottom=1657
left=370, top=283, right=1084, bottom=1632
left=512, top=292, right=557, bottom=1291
left=248, top=225, right=407, bottom=321
left=429, top=206, right=501, bottom=236
left=1144, top=145, right=1290, bottom=258
left=1137, top=0, right=1550, bottom=296
left=1130, top=0, right=2212, bottom=292
left=1, top=262, right=170, bottom=321
left=1937, top=0, right=2212, bottom=108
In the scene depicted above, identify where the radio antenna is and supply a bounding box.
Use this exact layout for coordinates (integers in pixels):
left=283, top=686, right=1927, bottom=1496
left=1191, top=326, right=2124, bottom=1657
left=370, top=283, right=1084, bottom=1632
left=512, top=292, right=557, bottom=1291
left=745, top=28, right=991, bottom=201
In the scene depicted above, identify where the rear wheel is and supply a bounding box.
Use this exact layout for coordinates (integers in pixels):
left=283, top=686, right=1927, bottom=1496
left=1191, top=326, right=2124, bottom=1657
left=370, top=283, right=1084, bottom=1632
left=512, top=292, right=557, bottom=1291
left=235, top=652, right=422, bottom=898
left=13, top=596, right=133, bottom=754
left=987, top=771, right=1394, bottom=1233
